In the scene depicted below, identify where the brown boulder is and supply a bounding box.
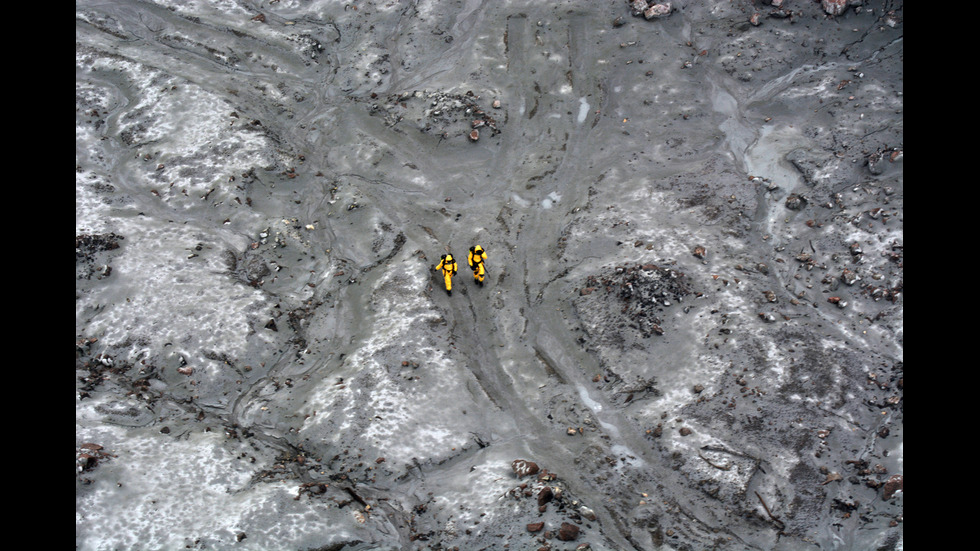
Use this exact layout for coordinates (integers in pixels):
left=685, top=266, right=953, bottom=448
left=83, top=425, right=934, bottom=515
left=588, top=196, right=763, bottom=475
left=512, top=459, right=539, bottom=477
left=538, top=486, right=553, bottom=506
left=882, top=474, right=903, bottom=500
left=557, top=522, right=580, bottom=541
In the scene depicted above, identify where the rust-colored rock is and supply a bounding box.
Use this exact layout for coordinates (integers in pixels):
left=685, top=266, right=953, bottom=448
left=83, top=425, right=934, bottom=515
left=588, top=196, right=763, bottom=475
left=882, top=474, right=903, bottom=500
left=77, top=453, right=98, bottom=471
left=538, top=486, right=553, bottom=506
left=527, top=521, right=544, bottom=532
left=512, top=459, right=539, bottom=477
left=557, top=522, right=580, bottom=541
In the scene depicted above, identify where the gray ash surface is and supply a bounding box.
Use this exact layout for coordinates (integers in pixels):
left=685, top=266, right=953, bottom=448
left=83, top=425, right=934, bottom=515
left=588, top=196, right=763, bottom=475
left=77, top=1, right=902, bottom=550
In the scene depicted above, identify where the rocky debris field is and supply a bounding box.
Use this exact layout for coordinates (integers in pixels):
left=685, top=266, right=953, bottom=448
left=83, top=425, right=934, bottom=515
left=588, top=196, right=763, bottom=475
left=77, top=1, right=902, bottom=550
left=364, top=89, right=504, bottom=143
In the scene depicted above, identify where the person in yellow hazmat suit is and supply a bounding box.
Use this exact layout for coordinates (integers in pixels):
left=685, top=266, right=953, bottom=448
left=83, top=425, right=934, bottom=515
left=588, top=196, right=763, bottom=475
left=435, top=253, right=458, bottom=296
left=467, top=245, right=487, bottom=287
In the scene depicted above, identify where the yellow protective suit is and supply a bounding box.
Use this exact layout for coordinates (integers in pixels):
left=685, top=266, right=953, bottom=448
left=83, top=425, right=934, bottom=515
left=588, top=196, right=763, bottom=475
left=468, top=246, right=487, bottom=285
left=436, top=254, right=458, bottom=294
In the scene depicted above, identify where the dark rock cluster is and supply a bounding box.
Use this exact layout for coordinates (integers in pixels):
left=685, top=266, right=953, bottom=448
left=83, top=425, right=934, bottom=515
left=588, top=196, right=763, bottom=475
left=363, top=89, right=502, bottom=143
left=508, top=459, right=597, bottom=549
left=75, top=233, right=123, bottom=280
left=627, top=0, right=673, bottom=20
left=578, top=262, right=695, bottom=338
left=77, top=442, right=115, bottom=475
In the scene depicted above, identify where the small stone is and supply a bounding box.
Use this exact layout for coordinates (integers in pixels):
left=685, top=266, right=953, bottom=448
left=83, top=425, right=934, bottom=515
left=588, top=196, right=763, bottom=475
left=841, top=268, right=860, bottom=286
left=821, top=472, right=843, bottom=485
left=469, top=129, right=480, bottom=141
left=679, top=427, right=692, bottom=436
left=557, top=522, right=580, bottom=541
left=527, top=522, right=544, bottom=532
left=77, top=454, right=98, bottom=471
left=785, top=194, right=806, bottom=210
left=821, top=0, right=848, bottom=16
left=538, top=486, right=554, bottom=506
left=882, top=474, right=903, bottom=500
left=643, top=3, right=672, bottom=19
left=512, top=459, right=539, bottom=477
